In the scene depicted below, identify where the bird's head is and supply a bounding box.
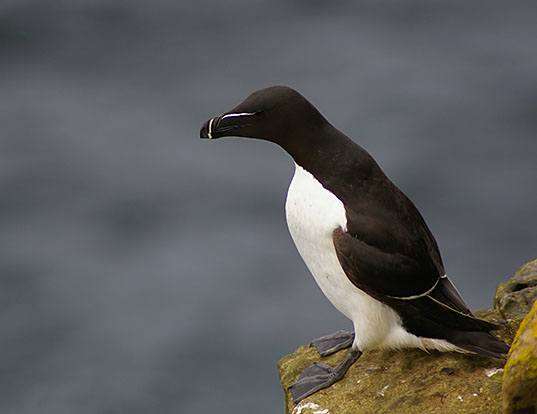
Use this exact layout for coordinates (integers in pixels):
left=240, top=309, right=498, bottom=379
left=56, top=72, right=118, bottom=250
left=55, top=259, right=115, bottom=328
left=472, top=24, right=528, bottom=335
left=200, top=86, right=327, bottom=150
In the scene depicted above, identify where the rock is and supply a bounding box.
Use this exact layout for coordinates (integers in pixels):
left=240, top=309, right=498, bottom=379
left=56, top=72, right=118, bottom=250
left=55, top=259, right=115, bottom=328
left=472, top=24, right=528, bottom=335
left=495, top=259, right=537, bottom=323
left=502, top=301, right=537, bottom=414
left=278, top=259, right=537, bottom=414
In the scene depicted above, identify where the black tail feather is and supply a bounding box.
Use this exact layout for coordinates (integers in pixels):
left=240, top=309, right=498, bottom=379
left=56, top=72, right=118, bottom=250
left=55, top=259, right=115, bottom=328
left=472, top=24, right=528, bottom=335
left=452, top=331, right=510, bottom=359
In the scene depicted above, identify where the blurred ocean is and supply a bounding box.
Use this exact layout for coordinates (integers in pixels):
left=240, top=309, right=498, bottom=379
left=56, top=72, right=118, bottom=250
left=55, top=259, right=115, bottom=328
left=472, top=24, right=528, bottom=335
left=0, top=1, right=536, bottom=412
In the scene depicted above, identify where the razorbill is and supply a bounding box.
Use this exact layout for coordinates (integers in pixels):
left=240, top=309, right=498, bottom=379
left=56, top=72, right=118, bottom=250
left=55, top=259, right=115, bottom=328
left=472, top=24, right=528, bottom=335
left=200, top=86, right=508, bottom=403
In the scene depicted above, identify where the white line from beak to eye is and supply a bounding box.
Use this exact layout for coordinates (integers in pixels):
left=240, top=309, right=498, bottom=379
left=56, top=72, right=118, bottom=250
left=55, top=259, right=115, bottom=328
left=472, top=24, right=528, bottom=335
left=208, top=117, right=214, bottom=139
left=221, top=112, right=256, bottom=120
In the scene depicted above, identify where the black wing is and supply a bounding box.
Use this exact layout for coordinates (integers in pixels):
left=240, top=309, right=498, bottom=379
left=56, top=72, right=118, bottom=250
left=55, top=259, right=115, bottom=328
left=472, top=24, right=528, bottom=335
left=332, top=227, right=497, bottom=333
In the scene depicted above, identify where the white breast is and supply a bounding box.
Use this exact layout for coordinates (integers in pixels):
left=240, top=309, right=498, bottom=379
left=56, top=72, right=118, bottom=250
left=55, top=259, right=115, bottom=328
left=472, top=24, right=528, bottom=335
left=284, top=164, right=461, bottom=352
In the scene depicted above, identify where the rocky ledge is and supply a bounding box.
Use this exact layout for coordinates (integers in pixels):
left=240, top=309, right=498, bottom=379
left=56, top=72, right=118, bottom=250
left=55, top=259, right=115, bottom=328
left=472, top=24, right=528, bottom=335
left=278, top=259, right=537, bottom=414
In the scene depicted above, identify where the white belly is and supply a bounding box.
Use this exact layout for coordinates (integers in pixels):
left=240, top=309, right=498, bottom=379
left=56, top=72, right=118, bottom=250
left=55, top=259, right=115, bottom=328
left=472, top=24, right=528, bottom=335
left=284, top=164, right=461, bottom=352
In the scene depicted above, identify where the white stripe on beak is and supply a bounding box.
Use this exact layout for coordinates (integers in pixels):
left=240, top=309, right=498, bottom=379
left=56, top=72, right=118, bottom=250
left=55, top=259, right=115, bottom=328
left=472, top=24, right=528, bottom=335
left=208, top=117, right=214, bottom=139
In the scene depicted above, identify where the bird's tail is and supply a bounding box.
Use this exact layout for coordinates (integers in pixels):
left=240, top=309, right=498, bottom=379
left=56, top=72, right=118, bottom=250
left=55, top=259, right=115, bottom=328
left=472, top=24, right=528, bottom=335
left=450, top=330, right=509, bottom=359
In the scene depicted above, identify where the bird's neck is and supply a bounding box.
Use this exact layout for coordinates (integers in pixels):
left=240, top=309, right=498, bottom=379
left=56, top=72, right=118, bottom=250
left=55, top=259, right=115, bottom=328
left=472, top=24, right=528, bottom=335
left=283, top=124, right=379, bottom=194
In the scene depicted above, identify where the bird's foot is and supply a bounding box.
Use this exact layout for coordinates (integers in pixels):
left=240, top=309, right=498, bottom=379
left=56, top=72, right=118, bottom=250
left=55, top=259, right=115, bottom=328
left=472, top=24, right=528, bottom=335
left=289, top=349, right=362, bottom=404
left=310, top=330, right=354, bottom=357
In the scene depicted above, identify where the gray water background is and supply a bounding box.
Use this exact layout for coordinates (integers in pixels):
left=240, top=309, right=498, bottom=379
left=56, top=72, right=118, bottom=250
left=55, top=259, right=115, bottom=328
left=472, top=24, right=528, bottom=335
left=1, top=1, right=536, bottom=412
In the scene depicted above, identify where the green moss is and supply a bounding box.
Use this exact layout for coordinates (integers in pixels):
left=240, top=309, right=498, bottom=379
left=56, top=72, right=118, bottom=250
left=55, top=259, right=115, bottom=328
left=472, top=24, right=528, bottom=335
left=279, top=344, right=506, bottom=414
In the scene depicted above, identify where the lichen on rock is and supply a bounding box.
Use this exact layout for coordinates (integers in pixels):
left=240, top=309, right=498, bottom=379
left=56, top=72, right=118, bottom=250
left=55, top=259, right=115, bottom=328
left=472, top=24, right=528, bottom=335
left=278, top=259, right=537, bottom=414
left=502, top=301, right=537, bottom=414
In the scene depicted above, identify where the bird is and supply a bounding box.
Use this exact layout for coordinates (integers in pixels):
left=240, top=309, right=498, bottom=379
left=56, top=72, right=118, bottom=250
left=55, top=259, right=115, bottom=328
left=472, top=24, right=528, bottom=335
left=199, top=85, right=508, bottom=404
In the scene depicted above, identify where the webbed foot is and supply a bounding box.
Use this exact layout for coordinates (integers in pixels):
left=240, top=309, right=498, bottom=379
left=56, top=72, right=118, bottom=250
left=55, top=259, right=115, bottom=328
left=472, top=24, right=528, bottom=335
left=310, top=330, right=354, bottom=357
left=289, top=349, right=362, bottom=403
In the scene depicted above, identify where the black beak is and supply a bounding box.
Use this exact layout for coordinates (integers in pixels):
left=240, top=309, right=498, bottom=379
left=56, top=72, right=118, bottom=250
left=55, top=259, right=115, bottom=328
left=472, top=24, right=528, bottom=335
left=199, top=117, right=214, bottom=139
left=200, top=112, right=257, bottom=140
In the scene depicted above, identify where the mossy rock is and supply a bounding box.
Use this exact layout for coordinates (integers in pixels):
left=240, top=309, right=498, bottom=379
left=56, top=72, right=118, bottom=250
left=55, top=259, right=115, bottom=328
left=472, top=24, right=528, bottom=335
left=503, top=301, right=537, bottom=414
left=278, top=259, right=537, bottom=414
